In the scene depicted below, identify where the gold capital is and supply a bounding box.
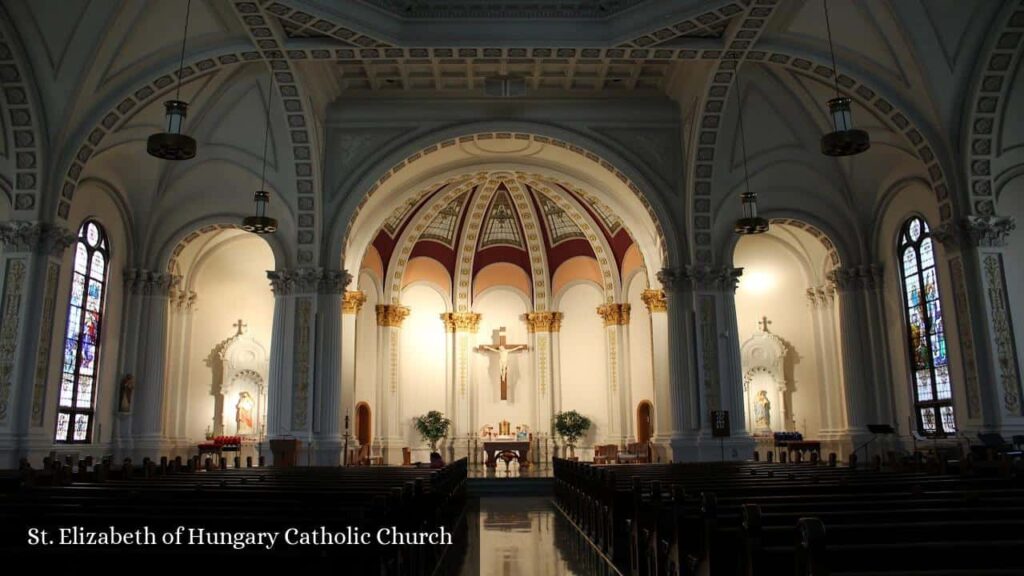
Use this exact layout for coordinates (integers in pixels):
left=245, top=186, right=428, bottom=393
left=342, top=291, right=366, bottom=314
left=376, top=304, right=410, bottom=327
left=526, top=311, right=563, bottom=333
left=641, top=289, right=667, bottom=312
left=596, top=303, right=631, bottom=326
left=441, top=312, right=481, bottom=332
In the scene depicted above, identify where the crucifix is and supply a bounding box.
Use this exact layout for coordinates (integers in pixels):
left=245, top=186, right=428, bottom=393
left=233, top=318, right=248, bottom=336
left=477, top=327, right=528, bottom=401
left=758, top=316, right=772, bottom=332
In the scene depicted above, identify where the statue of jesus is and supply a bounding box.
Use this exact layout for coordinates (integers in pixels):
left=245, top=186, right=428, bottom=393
left=478, top=327, right=527, bottom=401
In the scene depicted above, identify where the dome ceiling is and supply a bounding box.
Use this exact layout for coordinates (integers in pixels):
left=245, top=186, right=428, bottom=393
left=367, top=173, right=637, bottom=303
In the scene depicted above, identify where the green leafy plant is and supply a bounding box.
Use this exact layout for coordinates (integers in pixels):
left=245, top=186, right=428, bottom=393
left=552, top=410, right=591, bottom=454
left=414, top=410, right=452, bottom=451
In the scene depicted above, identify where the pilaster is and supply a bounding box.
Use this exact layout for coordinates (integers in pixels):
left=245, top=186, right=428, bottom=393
left=937, top=215, right=1021, bottom=434
left=526, top=311, right=561, bottom=464
left=377, top=303, right=409, bottom=464
left=0, top=222, right=75, bottom=467
left=597, top=304, right=631, bottom=445
left=442, top=311, right=481, bottom=460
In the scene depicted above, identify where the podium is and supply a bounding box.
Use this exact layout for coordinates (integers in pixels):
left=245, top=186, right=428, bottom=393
left=270, top=438, right=300, bottom=468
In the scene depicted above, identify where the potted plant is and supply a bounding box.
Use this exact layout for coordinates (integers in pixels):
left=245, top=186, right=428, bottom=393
left=552, top=410, right=591, bottom=459
left=414, top=410, right=452, bottom=452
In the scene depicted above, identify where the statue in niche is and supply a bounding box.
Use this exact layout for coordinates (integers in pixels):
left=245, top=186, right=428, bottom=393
left=754, top=390, right=771, bottom=429
left=118, top=374, right=135, bottom=413
left=235, top=391, right=255, bottom=435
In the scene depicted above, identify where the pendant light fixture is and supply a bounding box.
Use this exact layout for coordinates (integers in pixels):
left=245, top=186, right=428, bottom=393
left=733, top=67, right=769, bottom=236
left=147, top=0, right=197, bottom=160
left=820, top=0, right=870, bottom=156
left=241, top=70, right=278, bottom=235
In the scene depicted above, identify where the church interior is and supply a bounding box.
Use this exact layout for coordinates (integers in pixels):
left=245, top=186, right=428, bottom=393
left=1, top=0, right=1023, bottom=570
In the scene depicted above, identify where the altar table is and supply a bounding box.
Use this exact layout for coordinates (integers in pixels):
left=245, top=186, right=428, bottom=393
left=483, top=441, right=531, bottom=469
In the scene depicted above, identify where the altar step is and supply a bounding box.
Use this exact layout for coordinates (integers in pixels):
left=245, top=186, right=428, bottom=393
left=467, top=477, right=553, bottom=496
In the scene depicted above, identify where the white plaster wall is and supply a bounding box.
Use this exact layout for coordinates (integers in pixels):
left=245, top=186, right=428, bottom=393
left=997, top=176, right=1024, bottom=388
left=354, top=272, right=380, bottom=414
left=877, top=182, right=968, bottom=432
left=184, top=235, right=274, bottom=441
left=399, top=284, right=447, bottom=448
left=734, top=237, right=823, bottom=438
left=45, top=181, right=129, bottom=447
left=473, top=287, right=533, bottom=434
left=626, top=271, right=655, bottom=437
left=557, top=282, right=608, bottom=449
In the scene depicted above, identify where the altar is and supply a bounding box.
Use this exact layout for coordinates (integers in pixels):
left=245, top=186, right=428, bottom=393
left=482, top=441, right=531, bottom=469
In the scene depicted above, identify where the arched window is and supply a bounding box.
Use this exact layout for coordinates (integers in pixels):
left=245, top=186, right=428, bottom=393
left=898, top=216, right=956, bottom=436
left=56, top=220, right=109, bottom=443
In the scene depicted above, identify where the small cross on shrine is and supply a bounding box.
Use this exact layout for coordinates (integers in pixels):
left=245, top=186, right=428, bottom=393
left=233, top=318, right=248, bottom=336
left=758, top=316, right=772, bottom=332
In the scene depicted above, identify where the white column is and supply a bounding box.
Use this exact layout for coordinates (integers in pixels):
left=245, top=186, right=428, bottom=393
left=642, top=290, right=671, bottom=462
left=376, top=304, right=409, bottom=464
left=808, top=285, right=846, bottom=441
left=311, top=269, right=350, bottom=465
left=597, top=304, right=632, bottom=446
left=264, top=272, right=294, bottom=443
left=527, top=311, right=561, bottom=463
left=828, top=266, right=877, bottom=453
left=441, top=312, right=480, bottom=460
left=341, top=290, right=364, bottom=459
left=715, top=276, right=755, bottom=459
left=656, top=267, right=702, bottom=461
left=130, top=270, right=178, bottom=458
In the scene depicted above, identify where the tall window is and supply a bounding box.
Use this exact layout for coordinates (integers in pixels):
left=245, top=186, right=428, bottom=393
left=898, top=216, right=956, bottom=436
left=56, top=220, right=109, bottom=443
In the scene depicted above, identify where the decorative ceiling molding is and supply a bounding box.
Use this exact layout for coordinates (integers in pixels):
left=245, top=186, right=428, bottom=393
left=964, top=0, right=1024, bottom=216
left=232, top=1, right=319, bottom=266
left=362, top=0, right=648, bottom=20
left=0, top=4, right=43, bottom=215
left=690, top=0, right=783, bottom=266
left=53, top=47, right=256, bottom=222
left=767, top=218, right=840, bottom=268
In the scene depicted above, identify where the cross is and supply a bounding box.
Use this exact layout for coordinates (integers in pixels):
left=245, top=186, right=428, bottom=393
left=477, top=327, right=527, bottom=401
left=233, top=319, right=248, bottom=336
left=758, top=316, right=772, bottom=332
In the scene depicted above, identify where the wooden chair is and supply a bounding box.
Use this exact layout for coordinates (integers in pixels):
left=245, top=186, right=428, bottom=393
left=594, top=444, right=618, bottom=464
left=402, top=447, right=412, bottom=466
left=356, top=444, right=383, bottom=466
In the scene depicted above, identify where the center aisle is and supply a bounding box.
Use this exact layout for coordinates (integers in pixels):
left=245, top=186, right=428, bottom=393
left=456, top=496, right=620, bottom=576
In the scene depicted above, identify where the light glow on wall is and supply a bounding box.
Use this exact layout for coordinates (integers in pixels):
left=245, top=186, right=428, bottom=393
left=740, top=269, right=776, bottom=295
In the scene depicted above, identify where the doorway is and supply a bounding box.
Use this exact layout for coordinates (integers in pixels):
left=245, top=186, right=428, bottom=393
left=637, top=401, right=653, bottom=443
left=356, top=402, right=371, bottom=446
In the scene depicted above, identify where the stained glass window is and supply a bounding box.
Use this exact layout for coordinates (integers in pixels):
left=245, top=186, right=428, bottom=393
left=898, top=217, right=956, bottom=436
left=56, top=220, right=109, bottom=443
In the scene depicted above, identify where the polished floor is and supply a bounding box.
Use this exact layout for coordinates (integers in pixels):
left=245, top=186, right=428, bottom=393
left=456, top=497, right=619, bottom=576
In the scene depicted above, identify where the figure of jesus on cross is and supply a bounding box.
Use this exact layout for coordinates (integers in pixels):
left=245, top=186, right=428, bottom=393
left=477, top=327, right=527, bottom=401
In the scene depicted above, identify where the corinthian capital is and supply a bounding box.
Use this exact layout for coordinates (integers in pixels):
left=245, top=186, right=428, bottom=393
left=124, top=269, right=180, bottom=296
left=826, top=263, right=883, bottom=293
left=657, top=265, right=743, bottom=292
left=935, top=215, right=1016, bottom=248
left=596, top=303, right=631, bottom=326
left=0, top=221, right=76, bottom=256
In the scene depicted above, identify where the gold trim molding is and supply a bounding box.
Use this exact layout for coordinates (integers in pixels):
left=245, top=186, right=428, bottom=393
left=526, top=311, right=563, bottom=333
left=343, top=291, right=367, bottom=314
left=641, top=289, right=666, bottom=312
left=597, top=303, right=631, bottom=326
left=376, top=304, right=410, bottom=327
left=441, top=312, right=481, bottom=332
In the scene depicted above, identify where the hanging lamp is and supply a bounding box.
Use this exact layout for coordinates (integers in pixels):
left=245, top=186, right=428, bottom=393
left=241, top=70, right=279, bottom=234
left=147, top=0, right=197, bottom=160
left=820, top=0, right=870, bottom=156
left=733, top=68, right=768, bottom=236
